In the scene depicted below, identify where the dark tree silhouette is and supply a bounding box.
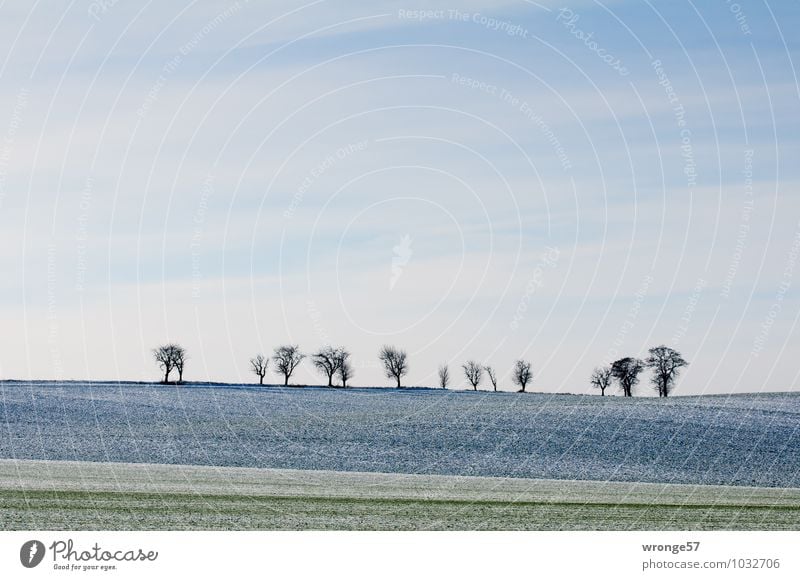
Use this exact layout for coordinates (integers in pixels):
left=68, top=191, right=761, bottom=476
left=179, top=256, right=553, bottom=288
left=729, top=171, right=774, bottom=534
left=512, top=359, right=533, bottom=392
left=153, top=345, right=175, bottom=383
left=273, top=344, right=305, bottom=386
left=249, top=354, right=269, bottom=385
left=312, top=346, right=346, bottom=387
left=462, top=360, right=483, bottom=391
left=378, top=345, right=408, bottom=388
left=484, top=365, right=498, bottom=392
left=153, top=343, right=186, bottom=384
left=645, top=345, right=689, bottom=397
left=173, top=345, right=188, bottom=383
left=590, top=366, right=613, bottom=396
left=611, top=357, right=644, bottom=397
left=438, top=364, right=450, bottom=389
left=337, top=352, right=354, bottom=388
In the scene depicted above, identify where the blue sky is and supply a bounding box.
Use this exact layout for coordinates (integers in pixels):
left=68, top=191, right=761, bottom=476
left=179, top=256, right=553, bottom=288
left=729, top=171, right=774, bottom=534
left=0, top=0, right=798, bottom=394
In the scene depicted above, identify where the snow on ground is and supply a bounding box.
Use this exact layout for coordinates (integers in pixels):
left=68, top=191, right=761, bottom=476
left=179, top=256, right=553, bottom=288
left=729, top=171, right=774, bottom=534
left=1, top=382, right=798, bottom=487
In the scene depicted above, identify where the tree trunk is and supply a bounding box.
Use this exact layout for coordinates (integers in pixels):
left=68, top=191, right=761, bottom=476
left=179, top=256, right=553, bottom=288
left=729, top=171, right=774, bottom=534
left=259, top=375, right=264, bottom=385
left=178, top=370, right=183, bottom=383
left=164, top=370, right=169, bottom=383
left=284, top=375, right=289, bottom=386
left=328, top=375, right=333, bottom=387
left=396, top=376, right=401, bottom=388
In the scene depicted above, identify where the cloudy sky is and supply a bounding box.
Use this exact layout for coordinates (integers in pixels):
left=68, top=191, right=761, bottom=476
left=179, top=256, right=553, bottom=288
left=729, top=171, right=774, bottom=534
left=0, top=0, right=798, bottom=394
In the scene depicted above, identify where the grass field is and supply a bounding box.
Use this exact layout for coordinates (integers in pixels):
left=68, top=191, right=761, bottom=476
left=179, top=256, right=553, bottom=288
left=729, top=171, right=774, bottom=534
left=2, top=459, right=799, bottom=530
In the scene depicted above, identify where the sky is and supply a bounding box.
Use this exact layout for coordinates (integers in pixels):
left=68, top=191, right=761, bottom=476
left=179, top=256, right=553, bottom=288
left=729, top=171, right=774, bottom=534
left=0, top=0, right=798, bottom=394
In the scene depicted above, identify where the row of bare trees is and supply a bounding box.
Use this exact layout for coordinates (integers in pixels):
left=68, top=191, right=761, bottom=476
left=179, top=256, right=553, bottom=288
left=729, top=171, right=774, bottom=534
left=249, top=345, right=353, bottom=387
left=153, top=342, right=534, bottom=391
left=590, top=345, right=688, bottom=397
left=153, top=342, right=686, bottom=396
left=153, top=343, right=352, bottom=387
left=448, top=359, right=533, bottom=392
left=381, top=346, right=534, bottom=392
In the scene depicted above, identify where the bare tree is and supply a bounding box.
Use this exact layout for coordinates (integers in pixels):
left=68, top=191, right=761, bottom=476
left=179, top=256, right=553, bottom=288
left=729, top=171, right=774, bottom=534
left=512, top=359, right=533, bottom=392
left=589, top=366, right=613, bottom=396
left=172, top=344, right=187, bottom=383
left=645, top=345, right=689, bottom=397
left=273, top=345, right=305, bottom=386
left=462, top=360, right=483, bottom=391
left=250, top=354, right=269, bottom=385
left=611, top=357, right=644, bottom=397
left=378, top=345, right=408, bottom=388
left=153, top=343, right=186, bottom=384
left=153, top=345, right=176, bottom=383
left=484, top=365, right=498, bottom=391
left=337, top=352, right=354, bottom=388
left=438, top=364, right=450, bottom=389
left=312, top=346, right=344, bottom=387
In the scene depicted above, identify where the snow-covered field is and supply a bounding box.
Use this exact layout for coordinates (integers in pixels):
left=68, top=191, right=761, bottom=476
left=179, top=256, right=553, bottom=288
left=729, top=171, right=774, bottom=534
left=1, top=382, right=798, bottom=488
left=2, top=459, right=798, bottom=530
